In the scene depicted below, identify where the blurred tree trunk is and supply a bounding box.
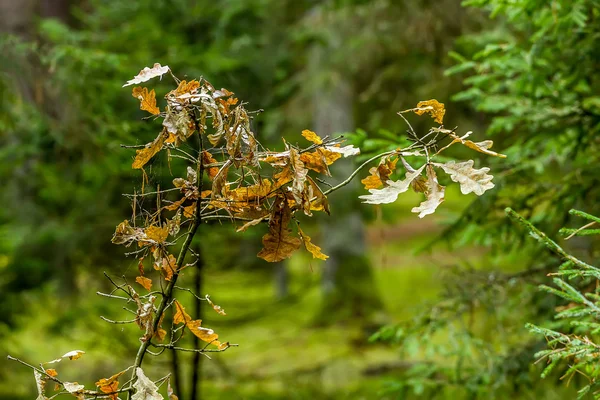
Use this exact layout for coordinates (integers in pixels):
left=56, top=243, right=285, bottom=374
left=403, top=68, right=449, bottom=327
left=310, top=38, right=382, bottom=325
left=274, top=261, right=289, bottom=299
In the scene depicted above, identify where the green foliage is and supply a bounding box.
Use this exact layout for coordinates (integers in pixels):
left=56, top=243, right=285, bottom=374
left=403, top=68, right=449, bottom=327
left=509, top=208, right=600, bottom=398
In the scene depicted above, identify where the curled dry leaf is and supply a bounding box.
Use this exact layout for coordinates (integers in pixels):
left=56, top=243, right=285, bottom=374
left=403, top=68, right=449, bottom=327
left=132, top=131, right=166, bottom=169
left=206, top=295, right=227, bottom=316
left=201, top=151, right=219, bottom=179
left=123, top=63, right=170, bottom=87
left=301, top=129, right=323, bottom=145
left=132, top=368, right=163, bottom=400
left=361, top=156, right=398, bottom=190
left=325, top=144, right=360, bottom=157
left=132, top=87, right=160, bottom=115
left=434, top=160, right=494, bottom=196
left=406, top=99, right=446, bottom=124
left=95, top=370, right=125, bottom=400
left=461, top=139, right=507, bottom=158
left=34, top=370, right=47, bottom=400
left=45, top=369, right=58, bottom=378
left=411, top=165, right=445, bottom=218
left=173, top=300, right=192, bottom=325
left=63, top=382, right=85, bottom=394
left=359, top=164, right=426, bottom=204
left=168, top=381, right=179, bottom=400
left=135, top=276, right=153, bottom=291
left=298, top=227, right=328, bottom=260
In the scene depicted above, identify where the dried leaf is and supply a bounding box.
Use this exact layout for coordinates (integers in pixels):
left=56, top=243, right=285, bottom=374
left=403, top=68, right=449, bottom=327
left=160, top=254, right=177, bottom=281
left=187, top=320, right=220, bottom=344
left=206, top=295, right=227, bottom=316
left=132, top=368, right=163, bottom=400
left=301, top=129, right=323, bottom=145
left=411, top=165, right=445, bottom=218
left=45, top=369, right=58, bottom=378
left=123, top=63, right=170, bottom=87
left=168, top=381, right=179, bottom=400
left=461, top=139, right=507, bottom=158
left=155, top=328, right=167, bottom=342
left=173, top=300, right=192, bottom=325
left=257, top=197, right=302, bottom=262
left=132, top=132, right=165, bottom=169
left=360, top=157, right=398, bottom=190
left=63, top=382, right=85, bottom=394
left=290, top=148, right=309, bottom=206
left=173, top=80, right=200, bottom=96
left=132, top=87, right=160, bottom=115
left=434, top=160, right=494, bottom=196
left=201, top=151, right=219, bottom=179
left=307, top=177, right=330, bottom=215
left=145, top=225, right=169, bottom=243
left=409, top=99, right=445, bottom=124
left=136, top=276, right=153, bottom=291
left=325, top=144, right=360, bottom=157
left=236, top=216, right=266, bottom=232
left=273, top=167, right=293, bottom=189
left=359, top=165, right=426, bottom=204
left=62, top=350, right=85, bottom=361
left=34, top=370, right=48, bottom=400
left=96, top=371, right=125, bottom=400
left=298, top=227, right=328, bottom=260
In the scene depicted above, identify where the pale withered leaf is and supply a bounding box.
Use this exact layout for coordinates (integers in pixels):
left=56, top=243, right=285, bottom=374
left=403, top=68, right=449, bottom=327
left=123, top=63, right=170, bottom=87
left=434, top=160, right=494, bottom=196
left=132, top=368, right=163, bottom=400
left=359, top=164, right=426, bottom=204
left=411, top=165, right=445, bottom=218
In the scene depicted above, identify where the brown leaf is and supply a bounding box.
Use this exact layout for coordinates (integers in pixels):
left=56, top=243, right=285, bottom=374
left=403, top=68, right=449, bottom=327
left=135, top=276, right=152, bottom=291
left=273, top=167, right=293, bottom=190
left=132, top=87, right=160, bottom=115
left=409, top=99, right=445, bottom=124
left=411, top=164, right=445, bottom=218
left=46, top=369, right=58, bottom=378
left=290, top=148, right=309, bottom=207
left=236, top=216, right=267, bottom=232
left=201, top=151, right=219, bottom=179
left=95, top=371, right=125, bottom=400
left=174, top=79, right=200, bottom=96
left=132, top=132, right=165, bottom=169
left=154, top=328, right=167, bottom=342
left=257, top=197, right=302, bottom=262
left=301, top=129, right=323, bottom=145
left=307, top=177, right=330, bottom=215
left=160, top=254, right=177, bottom=281
left=298, top=227, right=328, bottom=260
left=361, top=157, right=398, bottom=190
left=360, top=164, right=426, bottom=204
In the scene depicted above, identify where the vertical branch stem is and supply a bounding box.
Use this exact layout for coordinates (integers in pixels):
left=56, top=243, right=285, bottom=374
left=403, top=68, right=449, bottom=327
left=191, top=244, right=204, bottom=399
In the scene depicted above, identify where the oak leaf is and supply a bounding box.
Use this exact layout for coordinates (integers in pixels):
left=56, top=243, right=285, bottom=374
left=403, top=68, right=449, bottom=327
left=173, top=300, right=192, bottom=325
left=132, top=132, right=165, bottom=169
left=411, top=165, right=445, bottom=218
left=257, top=197, right=302, bottom=262
left=123, top=63, right=169, bottom=87
left=325, top=144, right=360, bottom=157
left=132, top=368, right=163, bottom=400
left=145, top=225, right=169, bottom=243
left=201, top=151, right=219, bottom=179
left=361, top=157, right=398, bottom=190
left=301, top=129, right=323, bottom=145
left=132, top=87, right=160, bottom=115
left=63, top=382, right=85, bottom=394
left=359, top=165, right=426, bottom=204
left=409, top=99, right=445, bottom=124
left=186, top=320, right=220, bottom=344
left=298, top=227, right=328, bottom=260
left=136, top=276, right=153, bottom=291
left=461, top=139, right=507, bottom=158
left=95, top=371, right=125, bottom=400
left=434, top=160, right=494, bottom=196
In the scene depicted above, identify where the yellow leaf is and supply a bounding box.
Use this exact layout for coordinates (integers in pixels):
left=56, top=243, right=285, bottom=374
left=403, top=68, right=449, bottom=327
left=173, top=300, right=192, bottom=325
left=298, top=227, right=328, bottom=260
left=135, top=276, right=152, bottom=291
left=46, top=369, right=58, bottom=377
left=132, top=132, right=165, bottom=169
left=301, top=129, right=323, bottom=145
left=173, top=79, right=200, bottom=96
left=461, top=139, right=507, bottom=158
left=411, top=99, right=446, bottom=124
left=183, top=204, right=196, bottom=219
left=131, top=87, right=160, bottom=115
left=257, top=197, right=301, bottom=262
left=145, top=225, right=169, bottom=243
left=299, top=148, right=341, bottom=175
left=95, top=371, right=125, bottom=400
left=160, top=254, right=177, bottom=281
left=155, top=328, right=167, bottom=342
left=186, top=320, right=220, bottom=344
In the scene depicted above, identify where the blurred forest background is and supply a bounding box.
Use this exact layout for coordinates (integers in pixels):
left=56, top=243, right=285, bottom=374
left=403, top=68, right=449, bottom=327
left=0, top=0, right=599, bottom=399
